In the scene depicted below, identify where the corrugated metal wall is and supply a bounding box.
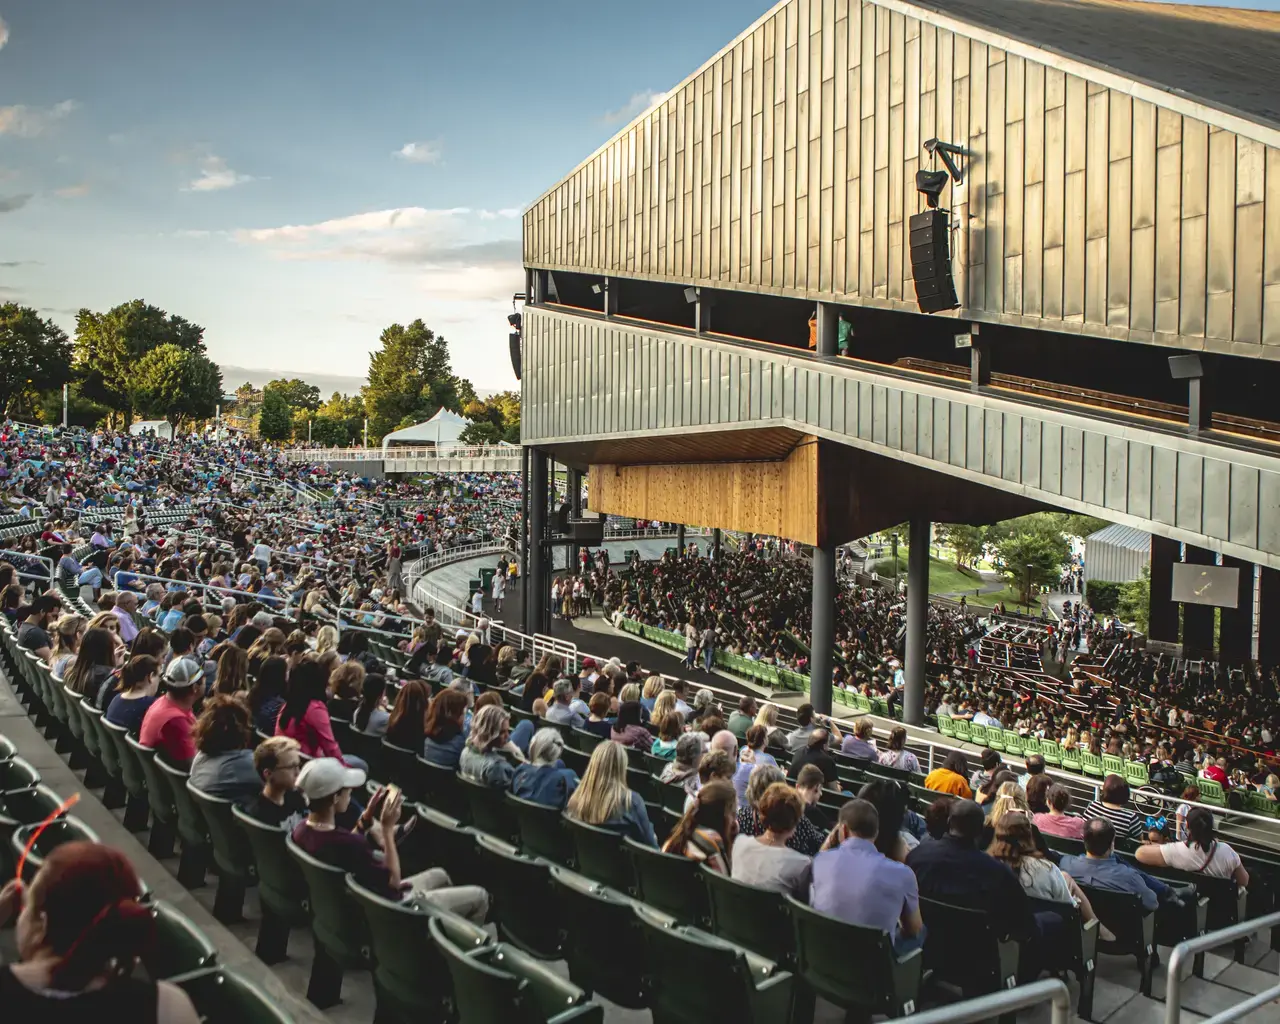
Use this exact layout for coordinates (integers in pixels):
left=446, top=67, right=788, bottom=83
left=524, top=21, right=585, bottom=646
left=523, top=0, right=1280, bottom=359
left=1084, top=533, right=1150, bottom=584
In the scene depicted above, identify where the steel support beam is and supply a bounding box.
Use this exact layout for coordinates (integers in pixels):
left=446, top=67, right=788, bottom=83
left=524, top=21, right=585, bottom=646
left=1260, top=567, right=1280, bottom=667
left=1219, top=556, right=1254, bottom=663
left=1182, top=546, right=1217, bottom=653
left=810, top=543, right=836, bottom=716
left=1148, top=535, right=1180, bottom=644
left=904, top=518, right=931, bottom=726
left=676, top=524, right=686, bottom=558
left=816, top=302, right=838, bottom=357
left=526, top=449, right=550, bottom=637
left=712, top=528, right=721, bottom=561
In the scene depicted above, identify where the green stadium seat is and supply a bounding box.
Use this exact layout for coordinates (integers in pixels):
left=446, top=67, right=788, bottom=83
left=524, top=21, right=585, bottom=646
left=702, top=867, right=795, bottom=969
left=286, top=834, right=372, bottom=1008
left=787, top=896, right=925, bottom=1019
left=474, top=833, right=562, bottom=959
left=168, top=967, right=293, bottom=1024
left=508, top=793, right=575, bottom=865
left=126, top=735, right=177, bottom=858
left=1245, top=792, right=1279, bottom=817
left=1124, top=761, right=1150, bottom=788
left=1102, top=754, right=1125, bottom=777
left=0, top=755, right=39, bottom=793
left=0, top=783, right=64, bottom=878
left=231, top=806, right=309, bottom=964
left=951, top=718, right=972, bottom=742
left=141, top=900, right=218, bottom=980
left=429, top=915, right=602, bottom=1024
left=1038, top=738, right=1062, bottom=766
left=563, top=815, right=637, bottom=893
left=1021, top=736, right=1041, bottom=756
left=549, top=865, right=649, bottom=1009
left=413, top=806, right=483, bottom=886
left=1028, top=897, right=1099, bottom=1019
left=635, top=905, right=794, bottom=1024
left=187, top=783, right=256, bottom=923
left=968, top=722, right=989, bottom=746
left=1195, top=778, right=1227, bottom=807
left=935, top=714, right=955, bottom=738
left=80, top=700, right=123, bottom=802
left=1078, top=885, right=1156, bottom=996
left=624, top=836, right=711, bottom=928
left=347, top=874, right=488, bottom=1024
left=918, top=897, right=1019, bottom=1001
left=381, top=740, right=423, bottom=802
left=416, top=756, right=468, bottom=819
left=11, top=816, right=101, bottom=883
left=1061, top=746, right=1083, bottom=773
left=459, top=773, right=520, bottom=844
left=1002, top=730, right=1024, bottom=756
left=156, top=758, right=209, bottom=888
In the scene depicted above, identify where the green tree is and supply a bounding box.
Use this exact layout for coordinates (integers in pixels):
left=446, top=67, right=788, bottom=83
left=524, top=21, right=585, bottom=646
left=986, top=517, right=1071, bottom=606
left=258, top=387, right=293, bottom=441
left=936, top=524, right=987, bottom=567
left=457, top=420, right=502, bottom=445
left=265, top=377, right=321, bottom=412
left=74, top=300, right=206, bottom=422
left=130, top=345, right=223, bottom=432
left=0, top=304, right=73, bottom=417
left=1117, top=565, right=1151, bottom=632
left=362, top=320, right=475, bottom=442
left=463, top=390, right=521, bottom=443
left=36, top=382, right=109, bottom=428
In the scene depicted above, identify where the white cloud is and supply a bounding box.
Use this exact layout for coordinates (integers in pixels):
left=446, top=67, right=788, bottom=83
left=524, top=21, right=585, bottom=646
left=394, top=140, right=442, bottom=164
left=479, top=207, right=521, bottom=221
left=236, top=206, right=471, bottom=244
left=184, top=154, right=254, bottom=192
left=602, top=90, right=667, bottom=124
left=53, top=182, right=90, bottom=198
left=0, top=17, right=9, bottom=51
left=0, top=100, right=79, bottom=138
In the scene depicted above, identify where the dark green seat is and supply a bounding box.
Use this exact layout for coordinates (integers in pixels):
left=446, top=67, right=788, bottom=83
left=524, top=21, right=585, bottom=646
left=1029, top=897, right=1099, bottom=1019
left=459, top=773, right=520, bottom=844
left=381, top=740, right=423, bottom=801
left=0, top=734, right=15, bottom=760
left=187, top=783, right=255, bottom=922
left=126, top=735, right=177, bottom=858
left=702, top=867, right=795, bottom=968
left=0, top=783, right=64, bottom=878
left=626, top=767, right=661, bottom=804
left=918, top=897, right=1019, bottom=1000
left=1132, top=858, right=1249, bottom=960
left=416, top=756, right=468, bottom=819
left=232, top=806, right=309, bottom=964
left=625, top=836, right=710, bottom=927
left=658, top=780, right=690, bottom=813
left=549, top=865, right=649, bottom=1009
left=568, top=728, right=603, bottom=754
left=414, top=805, right=483, bottom=886
left=168, top=967, right=293, bottom=1024
left=344, top=727, right=387, bottom=783
left=81, top=700, right=124, bottom=803
left=348, top=874, right=488, bottom=1024
left=558, top=746, right=591, bottom=778
left=563, top=815, right=636, bottom=893
left=1078, top=884, right=1157, bottom=996
left=285, top=834, right=372, bottom=1008
left=141, top=900, right=218, bottom=980
left=788, top=896, right=925, bottom=1019
left=429, top=914, right=602, bottom=1024
left=635, top=905, right=794, bottom=1024
left=156, top=757, right=209, bottom=888
left=103, top=718, right=151, bottom=830
left=474, top=832, right=562, bottom=958
left=69, top=693, right=108, bottom=788
left=11, top=816, right=101, bottom=883
left=0, top=755, right=39, bottom=792
left=509, top=793, right=575, bottom=865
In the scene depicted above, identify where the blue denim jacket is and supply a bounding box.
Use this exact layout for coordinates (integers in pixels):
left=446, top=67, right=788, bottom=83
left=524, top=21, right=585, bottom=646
left=1058, top=853, right=1170, bottom=912
left=598, top=791, right=658, bottom=847
left=511, top=761, right=579, bottom=810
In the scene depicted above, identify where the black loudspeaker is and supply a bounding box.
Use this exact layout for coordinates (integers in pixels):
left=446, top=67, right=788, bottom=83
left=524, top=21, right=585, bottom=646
left=509, top=331, right=522, bottom=381
left=909, top=210, right=960, bottom=313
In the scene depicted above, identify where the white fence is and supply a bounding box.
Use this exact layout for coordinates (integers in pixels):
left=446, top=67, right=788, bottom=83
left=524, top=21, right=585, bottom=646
left=284, top=444, right=517, bottom=464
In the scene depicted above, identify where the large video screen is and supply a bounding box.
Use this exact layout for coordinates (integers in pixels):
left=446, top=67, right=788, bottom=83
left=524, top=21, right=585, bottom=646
left=1171, top=563, right=1240, bottom=609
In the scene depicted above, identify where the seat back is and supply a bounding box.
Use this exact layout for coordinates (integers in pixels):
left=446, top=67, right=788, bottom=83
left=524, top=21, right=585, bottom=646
left=157, top=758, right=207, bottom=849
left=702, top=866, right=795, bottom=967
left=285, top=835, right=371, bottom=968
left=1078, top=884, right=1154, bottom=957
left=347, top=874, right=484, bottom=1021
left=458, top=773, right=519, bottom=844
left=1039, top=738, right=1062, bottom=765
left=1002, top=730, right=1024, bottom=756
left=474, top=833, right=562, bottom=958
left=188, top=783, right=254, bottom=882
left=126, top=736, right=177, bottom=826
left=82, top=701, right=119, bottom=774
left=564, top=815, right=636, bottom=893
left=231, top=807, right=309, bottom=925
left=1195, top=779, right=1227, bottom=807
left=0, top=784, right=64, bottom=877
left=142, top=900, right=219, bottom=979
left=0, top=756, right=40, bottom=793
left=509, top=793, right=575, bottom=865
left=381, top=741, right=423, bottom=801
left=968, top=722, right=988, bottom=745
left=168, top=967, right=293, bottom=1024
left=0, top=735, right=15, bottom=760
left=343, top=728, right=387, bottom=783
left=918, top=896, right=1019, bottom=993
left=102, top=718, right=147, bottom=797
left=952, top=718, right=972, bottom=742
left=935, top=714, right=955, bottom=737
left=1102, top=754, right=1125, bottom=776
left=413, top=805, right=482, bottom=886
left=416, top=757, right=468, bottom=819
left=625, top=836, right=710, bottom=927
left=548, top=866, right=648, bottom=1009
left=1125, top=761, right=1150, bottom=787
left=11, top=816, right=101, bottom=883
left=788, top=896, right=919, bottom=1016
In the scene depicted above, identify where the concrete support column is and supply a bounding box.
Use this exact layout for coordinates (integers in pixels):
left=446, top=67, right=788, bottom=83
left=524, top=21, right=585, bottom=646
left=712, top=528, right=721, bottom=561
left=676, top=524, right=686, bottom=558
left=815, top=302, right=838, bottom=357
left=1182, top=546, right=1217, bottom=653
left=1148, top=535, right=1180, bottom=644
left=1259, top=567, right=1280, bottom=667
left=810, top=542, right=836, bottom=716
left=526, top=449, right=549, bottom=637
left=904, top=518, right=931, bottom=727
left=1219, top=556, right=1254, bottom=664
left=568, top=468, right=583, bottom=573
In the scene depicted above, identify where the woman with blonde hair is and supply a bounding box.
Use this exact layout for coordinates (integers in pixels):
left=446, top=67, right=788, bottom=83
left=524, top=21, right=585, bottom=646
left=752, top=703, right=788, bottom=751
left=459, top=704, right=516, bottom=789
left=326, top=659, right=365, bottom=719
left=314, top=624, right=339, bottom=655
left=86, top=610, right=121, bottom=637
left=651, top=689, right=677, bottom=726
left=641, top=675, right=665, bottom=713
left=49, top=614, right=86, bottom=680
left=566, top=741, right=657, bottom=846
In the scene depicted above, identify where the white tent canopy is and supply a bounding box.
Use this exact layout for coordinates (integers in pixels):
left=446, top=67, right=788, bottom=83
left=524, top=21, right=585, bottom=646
left=1084, top=524, right=1151, bottom=584
left=381, top=408, right=471, bottom=451
left=129, top=420, right=173, bottom=440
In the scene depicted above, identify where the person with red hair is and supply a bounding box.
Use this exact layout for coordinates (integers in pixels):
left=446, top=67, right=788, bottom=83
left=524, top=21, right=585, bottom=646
left=0, top=841, right=199, bottom=1022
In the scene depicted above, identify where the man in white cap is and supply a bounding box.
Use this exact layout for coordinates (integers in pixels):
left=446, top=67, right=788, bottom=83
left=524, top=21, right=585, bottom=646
left=291, top=759, right=489, bottom=923
left=139, top=656, right=204, bottom=767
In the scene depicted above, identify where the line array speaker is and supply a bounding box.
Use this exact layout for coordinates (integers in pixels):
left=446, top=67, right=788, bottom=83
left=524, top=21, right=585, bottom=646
left=509, top=332, right=522, bottom=381
left=909, top=210, right=960, bottom=313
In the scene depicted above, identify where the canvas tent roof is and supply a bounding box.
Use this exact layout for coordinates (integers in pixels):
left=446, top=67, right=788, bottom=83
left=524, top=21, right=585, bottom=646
left=381, top=408, right=471, bottom=450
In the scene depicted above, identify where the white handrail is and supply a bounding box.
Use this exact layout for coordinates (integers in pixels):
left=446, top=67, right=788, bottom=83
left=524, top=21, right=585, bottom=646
left=283, top=444, right=519, bottom=463
left=1165, top=911, right=1280, bottom=1024
left=900, top=979, right=1070, bottom=1024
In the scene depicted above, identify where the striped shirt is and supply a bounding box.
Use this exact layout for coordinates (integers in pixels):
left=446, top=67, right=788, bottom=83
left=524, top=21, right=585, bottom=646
left=1084, top=801, right=1144, bottom=841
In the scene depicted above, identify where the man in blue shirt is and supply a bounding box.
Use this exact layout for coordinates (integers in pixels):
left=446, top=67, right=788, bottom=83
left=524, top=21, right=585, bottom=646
left=811, top=799, right=924, bottom=953
left=1058, top=818, right=1175, bottom=913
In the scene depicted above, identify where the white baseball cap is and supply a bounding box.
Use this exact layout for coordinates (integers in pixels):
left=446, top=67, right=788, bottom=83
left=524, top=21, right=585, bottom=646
left=296, top=758, right=366, bottom=801
left=164, top=656, right=204, bottom=688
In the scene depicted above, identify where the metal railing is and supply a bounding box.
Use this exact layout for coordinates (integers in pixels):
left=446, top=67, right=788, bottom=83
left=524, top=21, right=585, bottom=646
left=887, top=979, right=1070, bottom=1024
left=1165, top=911, right=1280, bottom=1024
left=283, top=444, right=519, bottom=463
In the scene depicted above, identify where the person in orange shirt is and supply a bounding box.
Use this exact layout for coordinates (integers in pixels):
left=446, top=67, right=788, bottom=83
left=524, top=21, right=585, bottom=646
left=923, top=750, right=973, bottom=799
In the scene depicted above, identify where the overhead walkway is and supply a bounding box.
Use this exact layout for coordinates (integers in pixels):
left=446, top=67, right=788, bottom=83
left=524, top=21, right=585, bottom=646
left=284, top=444, right=521, bottom=476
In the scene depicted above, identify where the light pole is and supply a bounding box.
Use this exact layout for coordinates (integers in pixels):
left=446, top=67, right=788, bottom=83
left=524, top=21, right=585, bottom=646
left=1025, top=563, right=1034, bottom=613
left=892, top=532, right=900, bottom=584
left=363, top=417, right=369, bottom=448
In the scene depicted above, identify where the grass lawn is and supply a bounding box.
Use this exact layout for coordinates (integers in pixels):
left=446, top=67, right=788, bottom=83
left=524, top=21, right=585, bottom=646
left=965, top=584, right=1035, bottom=610
left=870, top=551, right=989, bottom=596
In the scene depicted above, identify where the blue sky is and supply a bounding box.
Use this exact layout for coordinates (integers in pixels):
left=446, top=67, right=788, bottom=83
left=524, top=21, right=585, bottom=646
left=1, top=0, right=1277, bottom=393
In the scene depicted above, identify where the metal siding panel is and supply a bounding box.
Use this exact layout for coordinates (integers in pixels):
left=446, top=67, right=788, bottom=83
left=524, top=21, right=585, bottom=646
left=950, top=402, right=967, bottom=469
left=918, top=395, right=934, bottom=458
left=1267, top=148, right=1280, bottom=347
left=983, top=409, right=1002, bottom=478
left=1084, top=87, right=1108, bottom=326
left=1180, top=119, right=1209, bottom=337
left=1041, top=422, right=1061, bottom=494
left=1260, top=472, right=1280, bottom=556
left=1002, top=413, right=1021, bottom=482
left=1229, top=465, right=1259, bottom=549
left=886, top=386, right=901, bottom=448
left=873, top=384, right=888, bottom=445
left=1021, top=419, right=1041, bottom=489
left=1103, top=436, right=1128, bottom=512
left=900, top=388, right=916, bottom=454
left=1175, top=452, right=1204, bottom=533
left=858, top=380, right=873, bottom=439
left=932, top=396, right=949, bottom=464
left=1202, top=458, right=1230, bottom=542
left=1061, top=427, right=1083, bottom=501
left=1127, top=442, right=1152, bottom=521
left=1205, top=129, right=1236, bottom=341
left=1151, top=446, right=1177, bottom=526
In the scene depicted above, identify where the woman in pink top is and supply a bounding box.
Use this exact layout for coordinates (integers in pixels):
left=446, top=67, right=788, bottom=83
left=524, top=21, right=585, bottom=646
left=276, top=659, right=365, bottom=769
left=1033, top=783, right=1086, bottom=840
